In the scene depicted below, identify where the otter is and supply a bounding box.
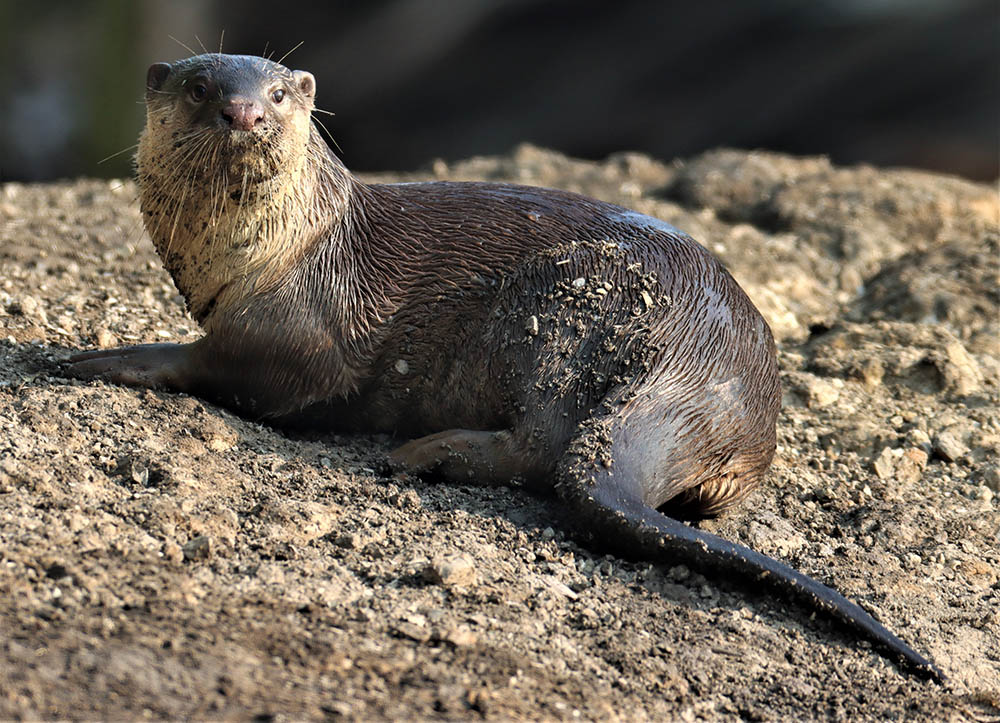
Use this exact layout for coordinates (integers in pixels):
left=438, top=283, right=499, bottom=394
left=68, top=53, right=942, bottom=681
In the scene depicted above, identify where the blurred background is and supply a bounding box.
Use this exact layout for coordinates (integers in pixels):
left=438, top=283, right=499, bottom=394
left=0, top=0, right=996, bottom=183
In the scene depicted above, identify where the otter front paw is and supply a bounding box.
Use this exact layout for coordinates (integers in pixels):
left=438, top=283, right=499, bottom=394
left=65, top=342, right=191, bottom=390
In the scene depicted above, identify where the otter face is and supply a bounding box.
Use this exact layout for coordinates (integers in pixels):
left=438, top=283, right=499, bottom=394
left=141, top=54, right=317, bottom=185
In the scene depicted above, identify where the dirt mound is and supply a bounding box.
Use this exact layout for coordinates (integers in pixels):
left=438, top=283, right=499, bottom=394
left=1, top=147, right=997, bottom=720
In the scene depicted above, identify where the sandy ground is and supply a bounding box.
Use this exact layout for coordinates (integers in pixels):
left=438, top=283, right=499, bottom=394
left=1, top=146, right=998, bottom=721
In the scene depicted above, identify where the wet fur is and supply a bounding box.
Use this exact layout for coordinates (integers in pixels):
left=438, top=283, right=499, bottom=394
left=68, top=54, right=942, bottom=682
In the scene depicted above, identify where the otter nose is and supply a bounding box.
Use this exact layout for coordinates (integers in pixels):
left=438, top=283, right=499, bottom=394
left=220, top=99, right=264, bottom=131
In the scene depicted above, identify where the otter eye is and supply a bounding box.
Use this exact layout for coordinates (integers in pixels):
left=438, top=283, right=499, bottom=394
left=189, top=83, right=208, bottom=102
left=271, top=88, right=285, bottom=104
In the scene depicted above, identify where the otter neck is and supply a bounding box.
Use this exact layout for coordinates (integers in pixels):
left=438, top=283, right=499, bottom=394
left=137, top=125, right=353, bottom=326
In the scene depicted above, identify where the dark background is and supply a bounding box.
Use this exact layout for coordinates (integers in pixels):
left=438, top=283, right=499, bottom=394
left=0, top=0, right=996, bottom=183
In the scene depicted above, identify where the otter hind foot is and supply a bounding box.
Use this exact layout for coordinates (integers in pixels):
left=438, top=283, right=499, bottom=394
left=390, top=429, right=537, bottom=486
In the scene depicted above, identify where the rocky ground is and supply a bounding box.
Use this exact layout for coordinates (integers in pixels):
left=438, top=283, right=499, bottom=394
left=1, top=147, right=998, bottom=721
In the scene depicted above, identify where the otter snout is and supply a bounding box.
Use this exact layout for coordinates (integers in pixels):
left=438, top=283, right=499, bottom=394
left=221, top=99, right=265, bottom=131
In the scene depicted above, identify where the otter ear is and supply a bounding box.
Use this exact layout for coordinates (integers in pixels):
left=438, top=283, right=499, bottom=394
left=292, top=70, right=316, bottom=99
left=146, top=63, right=172, bottom=92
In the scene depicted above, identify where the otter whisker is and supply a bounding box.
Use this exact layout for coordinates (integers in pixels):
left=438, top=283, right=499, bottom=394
left=276, top=41, right=304, bottom=66
left=312, top=116, right=343, bottom=155
left=98, top=143, right=141, bottom=166
left=167, top=35, right=197, bottom=57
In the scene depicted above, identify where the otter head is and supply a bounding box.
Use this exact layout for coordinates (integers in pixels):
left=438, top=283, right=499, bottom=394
left=136, top=54, right=342, bottom=326
left=141, top=53, right=317, bottom=186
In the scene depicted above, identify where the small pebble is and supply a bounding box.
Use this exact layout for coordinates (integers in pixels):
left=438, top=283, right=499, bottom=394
left=668, top=565, right=690, bottom=582
left=393, top=622, right=430, bottom=643
left=426, top=553, right=478, bottom=587
left=907, top=428, right=932, bottom=449
left=15, top=294, right=48, bottom=325
left=162, top=541, right=184, bottom=564
left=182, top=536, right=212, bottom=562
left=872, top=447, right=898, bottom=481
left=981, top=465, right=1000, bottom=493
left=934, top=430, right=969, bottom=462
left=95, top=328, right=115, bottom=348
left=895, top=448, right=928, bottom=484
left=440, top=626, right=478, bottom=647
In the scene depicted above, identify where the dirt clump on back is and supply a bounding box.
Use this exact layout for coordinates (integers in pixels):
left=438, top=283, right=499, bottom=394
left=1, top=146, right=998, bottom=721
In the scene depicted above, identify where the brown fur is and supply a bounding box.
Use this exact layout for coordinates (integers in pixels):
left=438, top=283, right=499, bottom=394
left=127, top=54, right=780, bottom=516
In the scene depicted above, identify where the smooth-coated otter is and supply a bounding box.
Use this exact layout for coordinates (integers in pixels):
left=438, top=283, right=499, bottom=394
left=68, top=53, right=942, bottom=681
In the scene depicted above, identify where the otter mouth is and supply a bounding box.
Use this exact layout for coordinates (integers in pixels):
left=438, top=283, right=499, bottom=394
left=155, top=119, right=295, bottom=192
left=208, top=130, right=288, bottom=187
left=221, top=127, right=266, bottom=148
left=215, top=126, right=270, bottom=155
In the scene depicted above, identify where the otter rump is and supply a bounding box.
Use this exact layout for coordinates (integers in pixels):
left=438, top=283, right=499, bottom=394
left=68, top=53, right=942, bottom=681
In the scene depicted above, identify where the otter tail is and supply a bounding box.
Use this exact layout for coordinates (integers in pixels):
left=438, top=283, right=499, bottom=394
left=556, top=420, right=944, bottom=683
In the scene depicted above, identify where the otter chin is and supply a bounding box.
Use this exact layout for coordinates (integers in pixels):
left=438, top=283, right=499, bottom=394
left=68, top=53, right=943, bottom=682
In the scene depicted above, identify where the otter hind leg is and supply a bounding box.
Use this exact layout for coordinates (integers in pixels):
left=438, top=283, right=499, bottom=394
left=557, top=416, right=944, bottom=682
left=389, top=429, right=545, bottom=486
